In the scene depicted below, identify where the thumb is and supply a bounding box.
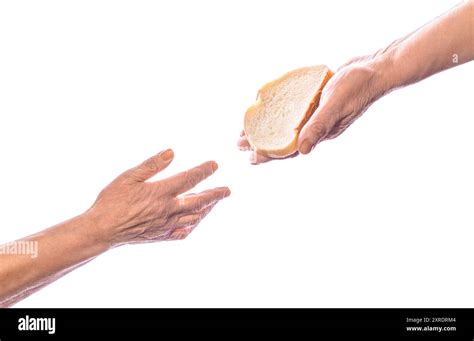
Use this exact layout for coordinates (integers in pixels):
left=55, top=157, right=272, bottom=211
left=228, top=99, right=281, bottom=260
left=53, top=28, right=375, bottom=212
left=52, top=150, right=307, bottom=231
left=297, top=106, right=335, bottom=155
left=125, top=149, right=174, bottom=182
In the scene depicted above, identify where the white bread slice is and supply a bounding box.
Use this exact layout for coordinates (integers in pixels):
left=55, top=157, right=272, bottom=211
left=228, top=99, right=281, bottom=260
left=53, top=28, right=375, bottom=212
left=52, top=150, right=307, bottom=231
left=244, top=65, right=333, bottom=158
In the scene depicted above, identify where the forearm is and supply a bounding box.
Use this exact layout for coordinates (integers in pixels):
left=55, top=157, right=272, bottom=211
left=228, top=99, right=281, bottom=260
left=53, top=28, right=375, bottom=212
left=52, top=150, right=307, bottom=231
left=373, top=1, right=474, bottom=95
left=1, top=260, right=93, bottom=307
left=0, top=213, right=109, bottom=307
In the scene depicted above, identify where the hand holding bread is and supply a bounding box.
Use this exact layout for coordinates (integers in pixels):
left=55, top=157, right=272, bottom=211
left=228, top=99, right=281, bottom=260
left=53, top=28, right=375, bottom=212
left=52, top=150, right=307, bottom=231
left=238, top=57, right=388, bottom=164
left=240, top=0, right=474, bottom=165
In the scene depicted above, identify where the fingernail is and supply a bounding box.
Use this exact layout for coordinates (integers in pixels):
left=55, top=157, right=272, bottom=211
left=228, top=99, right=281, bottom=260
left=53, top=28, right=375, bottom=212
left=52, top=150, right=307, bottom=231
left=161, top=149, right=174, bottom=161
left=224, top=188, right=231, bottom=197
left=300, top=140, right=313, bottom=155
left=211, top=161, right=218, bottom=171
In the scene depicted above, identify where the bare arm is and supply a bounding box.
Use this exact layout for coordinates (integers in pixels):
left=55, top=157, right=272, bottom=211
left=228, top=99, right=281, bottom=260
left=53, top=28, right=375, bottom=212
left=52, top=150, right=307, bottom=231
left=0, top=216, right=108, bottom=307
left=297, top=0, right=474, bottom=154
left=239, top=1, right=474, bottom=161
left=0, top=149, right=230, bottom=307
left=377, top=0, right=474, bottom=92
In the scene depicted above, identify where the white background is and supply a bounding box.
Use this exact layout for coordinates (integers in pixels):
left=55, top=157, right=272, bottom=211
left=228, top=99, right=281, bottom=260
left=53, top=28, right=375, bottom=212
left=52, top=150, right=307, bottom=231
left=0, top=0, right=472, bottom=307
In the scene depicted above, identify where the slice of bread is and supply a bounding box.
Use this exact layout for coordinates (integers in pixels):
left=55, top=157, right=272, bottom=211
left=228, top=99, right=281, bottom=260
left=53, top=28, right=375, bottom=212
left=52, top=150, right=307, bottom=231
left=244, top=65, right=333, bottom=158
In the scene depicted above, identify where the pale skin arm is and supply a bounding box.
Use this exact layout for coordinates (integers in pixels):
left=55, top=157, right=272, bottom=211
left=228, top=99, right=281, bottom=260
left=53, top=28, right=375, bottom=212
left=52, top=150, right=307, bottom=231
left=239, top=1, right=474, bottom=163
left=0, top=149, right=230, bottom=307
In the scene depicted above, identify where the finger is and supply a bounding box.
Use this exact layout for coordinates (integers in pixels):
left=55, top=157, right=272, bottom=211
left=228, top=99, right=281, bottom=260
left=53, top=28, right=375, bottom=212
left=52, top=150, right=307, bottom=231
left=237, top=136, right=252, bottom=151
left=171, top=204, right=217, bottom=239
left=249, top=150, right=272, bottom=165
left=168, top=225, right=196, bottom=240
left=164, top=161, right=218, bottom=195
left=326, top=123, right=348, bottom=140
left=177, top=187, right=230, bottom=213
left=123, top=149, right=174, bottom=182
left=297, top=107, right=335, bottom=155
left=176, top=203, right=216, bottom=228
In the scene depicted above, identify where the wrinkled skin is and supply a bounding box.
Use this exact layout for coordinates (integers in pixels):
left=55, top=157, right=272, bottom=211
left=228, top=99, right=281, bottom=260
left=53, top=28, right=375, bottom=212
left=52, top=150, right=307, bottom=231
left=88, top=149, right=231, bottom=246
left=1, top=149, right=230, bottom=307
left=239, top=1, right=474, bottom=163
left=238, top=57, right=386, bottom=164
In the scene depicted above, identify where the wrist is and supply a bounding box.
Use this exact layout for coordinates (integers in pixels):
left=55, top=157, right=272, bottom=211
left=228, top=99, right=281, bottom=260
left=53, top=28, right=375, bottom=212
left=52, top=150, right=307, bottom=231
left=367, top=49, right=400, bottom=99
left=77, top=210, right=115, bottom=252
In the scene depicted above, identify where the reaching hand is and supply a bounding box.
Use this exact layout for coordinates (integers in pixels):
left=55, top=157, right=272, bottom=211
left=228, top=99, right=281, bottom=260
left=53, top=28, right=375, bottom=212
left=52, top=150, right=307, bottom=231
left=87, top=149, right=231, bottom=246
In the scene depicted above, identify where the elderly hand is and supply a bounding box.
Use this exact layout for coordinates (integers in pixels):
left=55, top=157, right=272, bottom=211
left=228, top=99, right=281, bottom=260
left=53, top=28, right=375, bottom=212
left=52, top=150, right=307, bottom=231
left=87, top=149, right=230, bottom=246
left=0, top=149, right=230, bottom=307
left=239, top=1, right=474, bottom=164
left=298, top=57, right=389, bottom=154
left=238, top=56, right=389, bottom=164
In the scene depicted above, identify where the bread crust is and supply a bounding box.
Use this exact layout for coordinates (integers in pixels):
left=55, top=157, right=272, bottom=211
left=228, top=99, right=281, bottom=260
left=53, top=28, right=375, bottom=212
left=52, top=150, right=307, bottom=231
left=244, top=66, right=333, bottom=158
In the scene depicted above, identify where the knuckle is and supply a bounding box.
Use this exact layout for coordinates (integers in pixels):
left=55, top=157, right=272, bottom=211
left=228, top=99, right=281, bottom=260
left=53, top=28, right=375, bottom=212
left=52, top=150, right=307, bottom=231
left=144, top=156, right=159, bottom=172
left=193, top=200, right=206, bottom=212
left=183, top=170, right=196, bottom=187
left=192, top=217, right=202, bottom=225
left=177, top=197, right=186, bottom=206
left=309, top=121, right=328, bottom=140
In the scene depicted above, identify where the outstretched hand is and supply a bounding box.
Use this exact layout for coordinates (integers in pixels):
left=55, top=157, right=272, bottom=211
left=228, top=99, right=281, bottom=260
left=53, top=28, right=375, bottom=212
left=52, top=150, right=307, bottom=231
left=87, top=149, right=231, bottom=246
